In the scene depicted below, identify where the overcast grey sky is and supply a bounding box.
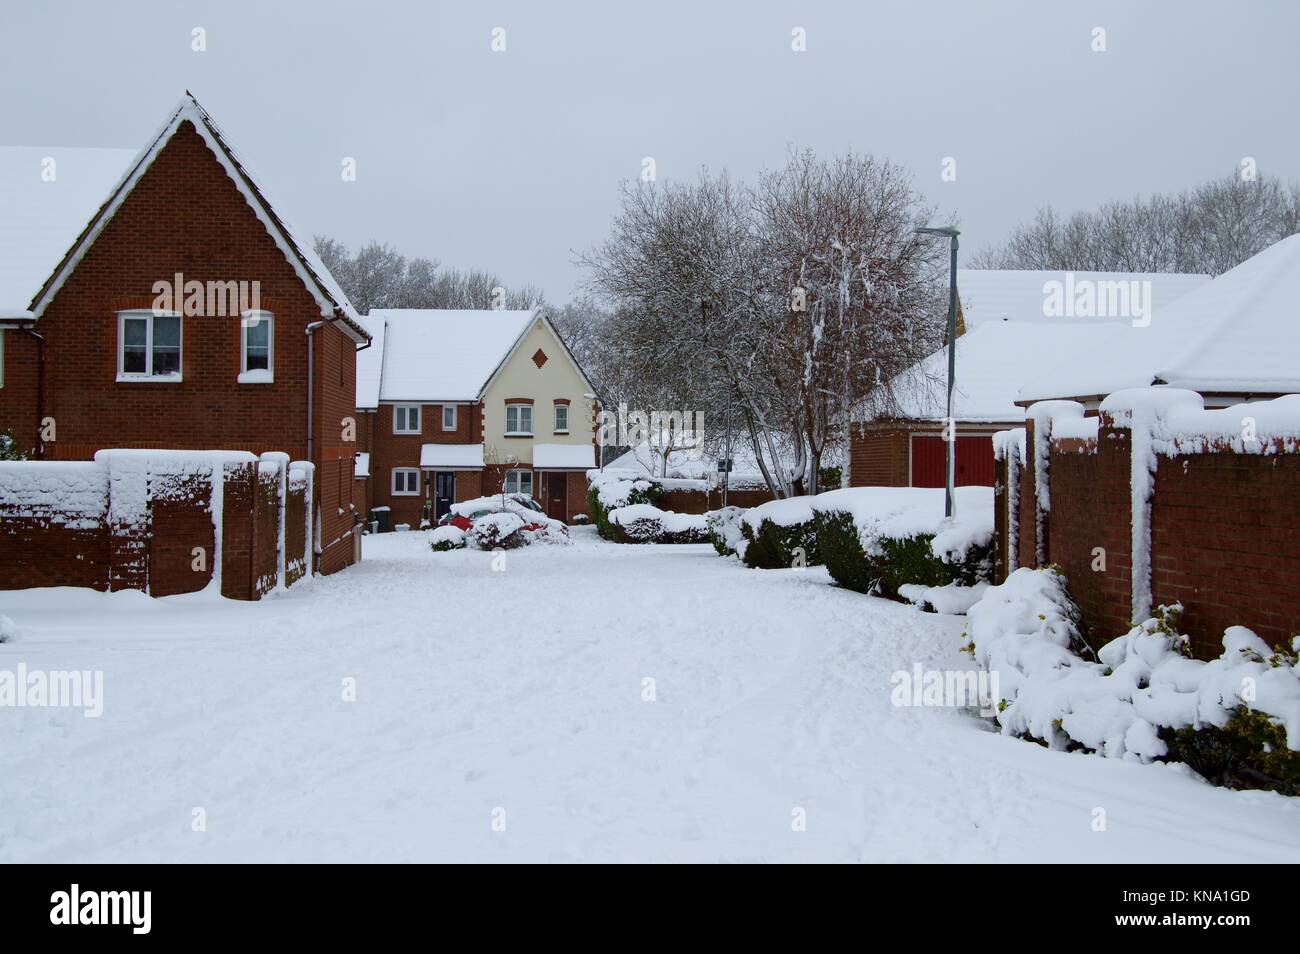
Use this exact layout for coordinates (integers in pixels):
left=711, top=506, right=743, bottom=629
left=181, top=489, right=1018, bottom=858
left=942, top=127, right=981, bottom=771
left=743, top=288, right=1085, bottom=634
left=3, top=0, right=1297, bottom=302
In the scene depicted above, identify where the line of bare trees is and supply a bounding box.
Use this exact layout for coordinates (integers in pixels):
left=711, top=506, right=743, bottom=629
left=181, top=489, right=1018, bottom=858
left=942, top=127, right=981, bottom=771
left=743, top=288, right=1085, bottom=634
left=579, top=149, right=949, bottom=498
left=314, top=237, right=547, bottom=314
left=971, top=172, right=1300, bottom=276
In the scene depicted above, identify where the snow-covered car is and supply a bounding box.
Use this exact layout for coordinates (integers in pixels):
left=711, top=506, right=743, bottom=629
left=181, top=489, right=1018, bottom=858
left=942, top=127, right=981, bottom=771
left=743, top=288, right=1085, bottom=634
left=438, top=493, right=567, bottom=536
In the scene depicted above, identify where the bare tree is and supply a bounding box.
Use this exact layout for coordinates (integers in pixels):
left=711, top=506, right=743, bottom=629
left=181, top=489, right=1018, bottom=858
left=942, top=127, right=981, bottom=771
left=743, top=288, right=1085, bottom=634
left=972, top=172, right=1300, bottom=275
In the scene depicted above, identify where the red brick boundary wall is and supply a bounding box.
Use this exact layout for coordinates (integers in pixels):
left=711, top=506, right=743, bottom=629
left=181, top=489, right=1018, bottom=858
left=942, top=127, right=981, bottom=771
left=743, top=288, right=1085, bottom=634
left=0, top=450, right=313, bottom=600
left=994, top=392, right=1300, bottom=656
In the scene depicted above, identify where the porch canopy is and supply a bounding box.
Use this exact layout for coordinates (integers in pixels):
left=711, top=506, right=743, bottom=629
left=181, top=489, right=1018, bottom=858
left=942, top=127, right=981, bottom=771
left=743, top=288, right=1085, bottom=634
left=419, top=443, right=484, bottom=470
left=532, top=443, right=595, bottom=470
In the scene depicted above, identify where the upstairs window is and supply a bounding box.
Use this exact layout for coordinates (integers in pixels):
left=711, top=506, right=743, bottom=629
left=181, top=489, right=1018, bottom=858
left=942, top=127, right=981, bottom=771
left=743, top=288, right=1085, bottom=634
left=394, top=404, right=421, bottom=434
left=505, top=403, right=533, bottom=436
left=553, top=403, right=569, bottom=433
left=118, top=310, right=181, bottom=381
left=442, top=404, right=457, bottom=431
left=239, top=310, right=274, bottom=382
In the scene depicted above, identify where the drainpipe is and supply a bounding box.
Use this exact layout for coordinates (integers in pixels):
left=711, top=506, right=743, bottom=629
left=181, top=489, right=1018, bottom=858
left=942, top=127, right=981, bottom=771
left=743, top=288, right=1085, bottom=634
left=305, top=320, right=327, bottom=463
left=18, top=325, right=46, bottom=459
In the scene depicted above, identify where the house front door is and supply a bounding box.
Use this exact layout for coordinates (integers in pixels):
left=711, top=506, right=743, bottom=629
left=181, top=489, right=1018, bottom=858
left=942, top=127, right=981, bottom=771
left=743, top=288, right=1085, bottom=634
left=545, top=473, right=567, bottom=523
left=434, top=472, right=455, bottom=520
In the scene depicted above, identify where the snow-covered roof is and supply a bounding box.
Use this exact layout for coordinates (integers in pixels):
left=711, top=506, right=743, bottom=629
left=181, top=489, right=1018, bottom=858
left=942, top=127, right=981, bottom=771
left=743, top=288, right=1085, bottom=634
left=419, top=443, right=485, bottom=469
left=875, top=268, right=1212, bottom=422
left=354, top=452, right=370, bottom=478
left=17, top=94, right=367, bottom=343
left=364, top=308, right=539, bottom=402
left=0, top=147, right=136, bottom=312
left=956, top=268, right=1210, bottom=329
left=1019, top=235, right=1300, bottom=401
left=355, top=316, right=386, bottom=410
left=532, top=443, right=595, bottom=470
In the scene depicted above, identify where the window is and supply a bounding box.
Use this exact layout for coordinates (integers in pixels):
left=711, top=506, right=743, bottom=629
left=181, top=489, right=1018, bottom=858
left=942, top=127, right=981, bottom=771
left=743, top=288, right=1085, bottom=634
left=553, top=403, right=569, bottom=433
left=442, top=404, right=457, bottom=431
left=394, top=405, right=421, bottom=434
left=118, top=310, right=181, bottom=380
left=505, top=403, right=533, bottom=435
left=392, top=468, right=420, bottom=495
left=503, top=469, right=533, bottom=496
left=239, top=310, right=273, bottom=382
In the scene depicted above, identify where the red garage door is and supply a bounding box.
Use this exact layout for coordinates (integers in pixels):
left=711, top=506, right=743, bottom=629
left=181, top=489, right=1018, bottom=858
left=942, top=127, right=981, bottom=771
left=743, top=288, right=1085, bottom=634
left=910, top=434, right=995, bottom=488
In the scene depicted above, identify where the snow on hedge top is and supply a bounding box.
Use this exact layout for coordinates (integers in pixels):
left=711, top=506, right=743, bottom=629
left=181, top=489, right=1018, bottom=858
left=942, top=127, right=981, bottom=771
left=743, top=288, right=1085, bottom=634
left=0, top=147, right=135, bottom=311
left=604, top=440, right=815, bottom=490
left=364, top=309, right=538, bottom=402
left=741, top=485, right=994, bottom=561
left=968, top=568, right=1300, bottom=759
left=608, top=504, right=706, bottom=534
left=1021, top=235, right=1300, bottom=401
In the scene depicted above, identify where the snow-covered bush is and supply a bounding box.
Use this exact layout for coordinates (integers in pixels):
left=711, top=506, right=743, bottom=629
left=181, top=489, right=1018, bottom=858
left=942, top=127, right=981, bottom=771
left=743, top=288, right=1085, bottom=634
left=739, top=497, right=819, bottom=569
left=0, top=429, right=25, bottom=461
left=468, top=512, right=526, bottom=549
left=586, top=470, right=663, bottom=541
left=705, top=506, right=747, bottom=558
left=429, top=525, right=467, bottom=551
left=966, top=567, right=1300, bottom=793
left=810, top=487, right=993, bottom=598
left=0, top=615, right=20, bottom=644
left=608, top=504, right=707, bottom=544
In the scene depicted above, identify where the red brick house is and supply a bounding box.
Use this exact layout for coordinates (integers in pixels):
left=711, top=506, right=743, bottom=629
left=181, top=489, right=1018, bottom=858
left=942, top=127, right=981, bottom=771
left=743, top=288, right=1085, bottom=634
left=0, top=94, right=370, bottom=574
left=850, top=269, right=1209, bottom=489
left=354, top=308, right=598, bottom=528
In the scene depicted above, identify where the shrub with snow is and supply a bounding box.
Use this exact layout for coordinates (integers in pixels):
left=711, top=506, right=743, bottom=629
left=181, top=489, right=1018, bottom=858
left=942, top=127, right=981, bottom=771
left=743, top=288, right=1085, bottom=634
left=0, top=615, right=20, bottom=643
left=810, top=486, right=993, bottom=598
left=468, top=512, right=526, bottom=550
left=739, top=496, right=820, bottom=569
left=705, top=506, right=747, bottom=558
left=586, top=471, right=665, bottom=540
left=607, top=504, right=707, bottom=544
left=0, top=429, right=25, bottom=462
left=429, top=525, right=467, bottom=551
left=966, top=567, right=1300, bottom=793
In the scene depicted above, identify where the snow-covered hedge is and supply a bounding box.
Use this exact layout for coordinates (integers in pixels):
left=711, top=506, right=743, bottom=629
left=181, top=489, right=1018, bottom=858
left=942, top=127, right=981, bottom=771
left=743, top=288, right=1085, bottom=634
left=810, top=486, right=993, bottom=598
left=469, top=512, right=526, bottom=549
left=429, top=525, right=467, bottom=551
left=607, top=504, right=707, bottom=544
left=586, top=470, right=664, bottom=541
left=705, top=506, right=747, bottom=558
left=966, top=567, right=1300, bottom=793
left=738, top=496, right=820, bottom=569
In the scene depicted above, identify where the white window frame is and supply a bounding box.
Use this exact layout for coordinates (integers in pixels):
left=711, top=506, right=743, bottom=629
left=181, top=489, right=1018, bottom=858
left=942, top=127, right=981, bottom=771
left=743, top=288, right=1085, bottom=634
left=505, top=403, right=533, bottom=436
left=391, top=467, right=421, bottom=496
left=442, top=404, right=457, bottom=431
left=117, top=309, right=182, bottom=382
left=393, top=404, right=421, bottom=435
left=553, top=403, right=569, bottom=434
left=238, top=309, right=274, bottom=382
left=503, top=468, right=533, bottom=496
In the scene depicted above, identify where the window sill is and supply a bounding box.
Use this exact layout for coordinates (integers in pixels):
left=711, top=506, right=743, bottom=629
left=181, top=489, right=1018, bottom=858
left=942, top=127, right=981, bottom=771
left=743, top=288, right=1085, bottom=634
left=237, top=369, right=274, bottom=384
left=393, top=431, right=421, bottom=437
left=390, top=491, right=420, bottom=497
left=117, top=373, right=182, bottom=384
left=503, top=432, right=533, bottom=438
left=552, top=430, right=570, bottom=436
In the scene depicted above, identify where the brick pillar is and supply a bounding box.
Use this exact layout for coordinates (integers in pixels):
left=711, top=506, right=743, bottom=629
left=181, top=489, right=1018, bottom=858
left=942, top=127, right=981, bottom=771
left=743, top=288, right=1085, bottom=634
left=993, top=454, right=1010, bottom=582
left=104, top=453, right=150, bottom=592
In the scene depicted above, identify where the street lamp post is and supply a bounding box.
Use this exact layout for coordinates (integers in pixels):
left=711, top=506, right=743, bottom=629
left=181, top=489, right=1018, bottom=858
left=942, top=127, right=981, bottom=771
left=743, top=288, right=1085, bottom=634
left=917, top=226, right=960, bottom=518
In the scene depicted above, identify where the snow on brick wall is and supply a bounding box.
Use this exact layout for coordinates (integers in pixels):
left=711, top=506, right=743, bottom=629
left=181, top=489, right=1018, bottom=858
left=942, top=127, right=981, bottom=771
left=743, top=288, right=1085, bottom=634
left=997, top=393, right=1300, bottom=655
left=0, top=449, right=314, bottom=601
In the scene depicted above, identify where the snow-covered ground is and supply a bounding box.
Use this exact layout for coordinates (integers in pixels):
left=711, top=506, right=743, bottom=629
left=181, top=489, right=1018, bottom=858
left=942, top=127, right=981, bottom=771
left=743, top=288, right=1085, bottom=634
left=2, top=528, right=1297, bottom=863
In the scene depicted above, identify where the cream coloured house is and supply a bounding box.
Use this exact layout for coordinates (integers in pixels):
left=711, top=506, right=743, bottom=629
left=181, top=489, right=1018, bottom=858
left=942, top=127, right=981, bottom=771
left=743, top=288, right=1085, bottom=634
left=354, top=308, right=597, bottom=526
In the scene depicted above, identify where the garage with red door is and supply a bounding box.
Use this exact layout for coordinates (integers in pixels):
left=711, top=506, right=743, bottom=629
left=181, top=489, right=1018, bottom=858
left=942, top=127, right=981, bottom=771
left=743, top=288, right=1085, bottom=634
left=909, top=434, right=995, bottom=487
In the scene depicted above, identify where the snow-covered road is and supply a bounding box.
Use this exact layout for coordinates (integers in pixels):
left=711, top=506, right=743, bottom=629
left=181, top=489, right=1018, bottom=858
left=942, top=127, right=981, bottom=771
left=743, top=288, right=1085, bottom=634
left=2, top=528, right=1297, bottom=863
